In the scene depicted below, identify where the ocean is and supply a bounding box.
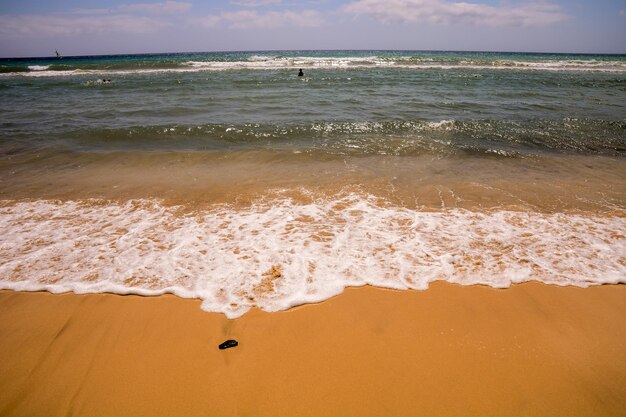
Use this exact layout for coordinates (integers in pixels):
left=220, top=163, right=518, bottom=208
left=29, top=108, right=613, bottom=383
left=0, top=50, right=625, bottom=317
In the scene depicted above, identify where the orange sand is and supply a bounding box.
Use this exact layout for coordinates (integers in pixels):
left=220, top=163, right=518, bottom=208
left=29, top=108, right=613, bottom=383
left=1, top=282, right=625, bottom=417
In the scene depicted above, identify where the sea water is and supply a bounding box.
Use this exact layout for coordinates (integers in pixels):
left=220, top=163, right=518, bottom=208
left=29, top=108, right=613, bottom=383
left=1, top=51, right=625, bottom=317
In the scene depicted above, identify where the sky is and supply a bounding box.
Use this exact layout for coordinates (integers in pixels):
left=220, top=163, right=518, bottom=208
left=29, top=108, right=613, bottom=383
left=0, top=0, right=624, bottom=57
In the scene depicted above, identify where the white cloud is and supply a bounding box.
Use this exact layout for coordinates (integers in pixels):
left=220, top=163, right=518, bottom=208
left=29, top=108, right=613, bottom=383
left=342, top=0, right=568, bottom=27
left=230, top=0, right=284, bottom=7
left=0, top=2, right=193, bottom=38
left=118, top=1, right=192, bottom=14
left=200, top=9, right=325, bottom=29
left=0, top=2, right=323, bottom=39
left=68, top=8, right=114, bottom=15
left=0, top=14, right=171, bottom=37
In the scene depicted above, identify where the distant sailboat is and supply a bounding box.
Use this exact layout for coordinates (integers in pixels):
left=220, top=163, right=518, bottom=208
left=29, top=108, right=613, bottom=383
left=55, top=50, right=61, bottom=59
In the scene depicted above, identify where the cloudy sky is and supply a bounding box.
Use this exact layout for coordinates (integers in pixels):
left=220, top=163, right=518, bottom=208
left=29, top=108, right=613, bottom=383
left=0, top=0, right=624, bottom=57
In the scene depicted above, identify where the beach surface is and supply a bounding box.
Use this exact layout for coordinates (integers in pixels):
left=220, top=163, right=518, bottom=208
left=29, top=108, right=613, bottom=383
left=1, top=282, right=625, bottom=417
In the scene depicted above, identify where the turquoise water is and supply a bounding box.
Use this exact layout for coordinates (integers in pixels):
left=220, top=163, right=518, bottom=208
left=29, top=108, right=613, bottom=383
left=1, top=51, right=625, bottom=317
left=1, top=50, right=625, bottom=155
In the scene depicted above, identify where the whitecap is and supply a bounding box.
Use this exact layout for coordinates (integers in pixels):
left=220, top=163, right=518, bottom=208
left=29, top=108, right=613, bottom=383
left=27, top=65, right=50, bottom=71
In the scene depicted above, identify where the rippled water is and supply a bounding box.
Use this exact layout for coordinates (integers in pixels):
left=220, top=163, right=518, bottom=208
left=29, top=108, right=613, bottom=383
left=1, top=51, right=625, bottom=316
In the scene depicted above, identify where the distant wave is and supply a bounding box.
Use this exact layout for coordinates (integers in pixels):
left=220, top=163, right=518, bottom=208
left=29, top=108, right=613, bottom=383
left=27, top=65, right=50, bottom=71
left=0, top=60, right=188, bottom=76
left=0, top=65, right=30, bottom=73
left=2, top=55, right=625, bottom=77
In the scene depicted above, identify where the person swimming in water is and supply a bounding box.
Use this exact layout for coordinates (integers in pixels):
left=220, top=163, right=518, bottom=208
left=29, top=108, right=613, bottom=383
left=298, top=69, right=304, bottom=77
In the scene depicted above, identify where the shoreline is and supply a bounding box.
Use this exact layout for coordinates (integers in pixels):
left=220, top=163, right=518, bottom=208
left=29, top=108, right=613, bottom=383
left=1, top=282, right=626, bottom=416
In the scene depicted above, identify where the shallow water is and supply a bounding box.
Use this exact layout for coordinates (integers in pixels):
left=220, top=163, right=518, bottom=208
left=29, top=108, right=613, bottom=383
left=1, top=51, right=625, bottom=317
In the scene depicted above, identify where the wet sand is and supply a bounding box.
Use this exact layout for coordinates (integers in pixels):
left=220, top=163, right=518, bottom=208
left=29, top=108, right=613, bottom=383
left=2, top=152, right=624, bottom=213
left=1, top=282, right=625, bottom=417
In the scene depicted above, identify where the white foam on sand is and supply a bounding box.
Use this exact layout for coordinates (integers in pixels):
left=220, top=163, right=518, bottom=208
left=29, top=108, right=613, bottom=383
left=1, top=196, right=624, bottom=318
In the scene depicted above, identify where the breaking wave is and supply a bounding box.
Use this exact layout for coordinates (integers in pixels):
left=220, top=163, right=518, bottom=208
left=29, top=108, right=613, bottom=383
left=2, top=54, right=625, bottom=77
left=1, top=196, right=624, bottom=318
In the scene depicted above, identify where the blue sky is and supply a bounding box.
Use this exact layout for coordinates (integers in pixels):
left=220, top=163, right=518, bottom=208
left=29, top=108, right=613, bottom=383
left=0, top=0, right=624, bottom=57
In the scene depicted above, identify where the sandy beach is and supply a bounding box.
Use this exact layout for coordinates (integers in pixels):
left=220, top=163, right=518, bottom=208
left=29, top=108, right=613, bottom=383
left=1, top=282, right=625, bottom=417
left=2, top=12, right=625, bottom=417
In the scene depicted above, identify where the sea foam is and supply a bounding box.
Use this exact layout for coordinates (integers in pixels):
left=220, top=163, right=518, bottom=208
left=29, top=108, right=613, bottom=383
left=3, top=56, right=625, bottom=78
left=27, top=65, right=50, bottom=71
left=0, top=196, right=624, bottom=318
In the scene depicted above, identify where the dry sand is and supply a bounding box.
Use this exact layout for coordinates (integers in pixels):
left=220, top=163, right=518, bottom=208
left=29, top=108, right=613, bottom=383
left=1, top=282, right=625, bottom=417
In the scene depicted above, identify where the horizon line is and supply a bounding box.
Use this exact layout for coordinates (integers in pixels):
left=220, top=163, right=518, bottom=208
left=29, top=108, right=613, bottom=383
left=2, top=48, right=626, bottom=60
